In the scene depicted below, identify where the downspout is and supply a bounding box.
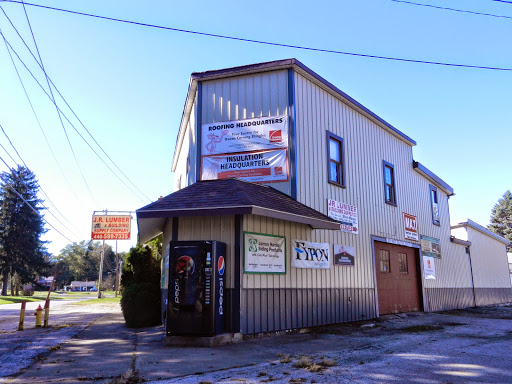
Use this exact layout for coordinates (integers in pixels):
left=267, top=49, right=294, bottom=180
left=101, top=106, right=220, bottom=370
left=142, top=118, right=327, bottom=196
left=466, top=246, right=477, bottom=307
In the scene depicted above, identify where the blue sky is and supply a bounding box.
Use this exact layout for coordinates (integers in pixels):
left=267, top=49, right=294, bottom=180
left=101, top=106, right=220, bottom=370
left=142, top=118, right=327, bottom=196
left=0, top=0, right=510, bottom=255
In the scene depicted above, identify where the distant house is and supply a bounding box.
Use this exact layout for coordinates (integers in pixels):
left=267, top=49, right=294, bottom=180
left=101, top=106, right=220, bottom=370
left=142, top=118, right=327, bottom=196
left=36, top=276, right=55, bottom=289
left=67, top=281, right=96, bottom=291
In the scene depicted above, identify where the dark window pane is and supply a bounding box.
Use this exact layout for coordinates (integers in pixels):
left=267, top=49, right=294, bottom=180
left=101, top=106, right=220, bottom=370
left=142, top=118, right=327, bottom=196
left=329, top=162, right=339, bottom=183
left=384, top=166, right=392, bottom=185
left=329, top=138, right=340, bottom=162
left=380, top=250, right=390, bottom=273
left=398, top=253, right=408, bottom=274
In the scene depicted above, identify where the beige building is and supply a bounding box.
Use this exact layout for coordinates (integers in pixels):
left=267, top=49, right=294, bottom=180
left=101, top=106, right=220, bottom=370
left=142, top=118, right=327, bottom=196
left=137, top=59, right=511, bottom=335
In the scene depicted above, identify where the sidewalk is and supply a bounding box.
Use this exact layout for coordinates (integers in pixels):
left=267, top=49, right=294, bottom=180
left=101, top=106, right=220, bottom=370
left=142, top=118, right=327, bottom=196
left=3, top=305, right=512, bottom=383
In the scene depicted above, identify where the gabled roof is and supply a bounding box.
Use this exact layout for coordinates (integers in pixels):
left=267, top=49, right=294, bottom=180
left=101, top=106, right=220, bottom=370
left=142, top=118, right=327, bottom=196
left=451, top=219, right=509, bottom=245
left=137, top=179, right=340, bottom=243
left=172, top=58, right=416, bottom=171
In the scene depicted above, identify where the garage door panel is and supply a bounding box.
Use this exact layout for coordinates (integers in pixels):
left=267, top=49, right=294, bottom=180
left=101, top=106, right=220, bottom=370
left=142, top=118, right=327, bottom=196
left=375, top=242, right=421, bottom=315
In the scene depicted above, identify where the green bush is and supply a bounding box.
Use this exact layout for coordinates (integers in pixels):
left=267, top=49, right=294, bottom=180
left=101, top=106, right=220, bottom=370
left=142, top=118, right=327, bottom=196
left=120, top=240, right=162, bottom=328
left=121, top=282, right=161, bottom=328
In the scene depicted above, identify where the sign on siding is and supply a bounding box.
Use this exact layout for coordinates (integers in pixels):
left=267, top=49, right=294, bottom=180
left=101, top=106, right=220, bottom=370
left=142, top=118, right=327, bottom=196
left=327, top=199, right=359, bottom=234
left=333, top=244, right=355, bottom=266
left=420, top=235, right=441, bottom=258
left=244, top=232, right=286, bottom=274
left=403, top=212, right=419, bottom=241
left=91, top=215, right=131, bottom=240
left=201, top=115, right=288, bottom=155
left=292, top=240, right=330, bottom=269
left=201, top=149, right=288, bottom=183
left=423, top=256, right=436, bottom=279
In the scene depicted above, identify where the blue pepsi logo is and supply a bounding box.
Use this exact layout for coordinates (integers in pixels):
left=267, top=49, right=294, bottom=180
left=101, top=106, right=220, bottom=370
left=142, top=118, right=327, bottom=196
left=218, top=256, right=225, bottom=275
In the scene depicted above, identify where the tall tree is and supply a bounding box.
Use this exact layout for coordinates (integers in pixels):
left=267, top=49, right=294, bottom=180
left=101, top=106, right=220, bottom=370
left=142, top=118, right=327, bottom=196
left=54, top=240, right=115, bottom=287
left=0, top=166, right=48, bottom=296
left=488, top=190, right=512, bottom=252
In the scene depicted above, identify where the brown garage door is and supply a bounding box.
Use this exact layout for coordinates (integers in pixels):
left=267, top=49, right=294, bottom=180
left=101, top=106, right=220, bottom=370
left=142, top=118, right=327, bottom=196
left=374, top=241, right=421, bottom=315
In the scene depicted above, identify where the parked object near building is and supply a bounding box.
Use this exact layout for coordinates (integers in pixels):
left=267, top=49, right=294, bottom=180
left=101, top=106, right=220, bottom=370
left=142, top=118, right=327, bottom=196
left=137, top=59, right=511, bottom=338
left=67, top=281, right=96, bottom=292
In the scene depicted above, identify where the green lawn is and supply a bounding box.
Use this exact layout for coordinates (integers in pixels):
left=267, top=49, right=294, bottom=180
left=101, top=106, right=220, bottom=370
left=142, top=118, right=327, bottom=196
left=71, top=296, right=121, bottom=305
left=0, top=294, right=56, bottom=305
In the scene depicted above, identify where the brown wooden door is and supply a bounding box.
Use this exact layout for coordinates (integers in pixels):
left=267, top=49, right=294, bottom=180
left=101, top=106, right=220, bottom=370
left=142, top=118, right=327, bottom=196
left=374, top=241, right=421, bottom=315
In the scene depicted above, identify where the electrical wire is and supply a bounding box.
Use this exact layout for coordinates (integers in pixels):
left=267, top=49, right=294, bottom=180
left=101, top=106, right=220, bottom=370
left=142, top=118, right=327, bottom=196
left=0, top=155, right=77, bottom=244
left=0, top=120, right=80, bottom=231
left=0, top=128, right=81, bottom=240
left=0, top=6, right=152, bottom=203
left=0, top=0, right=511, bottom=71
left=391, top=0, right=512, bottom=20
left=0, top=29, right=151, bottom=204
left=18, top=1, right=97, bottom=205
left=0, top=24, right=80, bottom=203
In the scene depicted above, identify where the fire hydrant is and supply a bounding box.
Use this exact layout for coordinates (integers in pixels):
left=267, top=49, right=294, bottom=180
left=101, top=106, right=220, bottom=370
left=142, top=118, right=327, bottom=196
left=34, top=305, right=43, bottom=327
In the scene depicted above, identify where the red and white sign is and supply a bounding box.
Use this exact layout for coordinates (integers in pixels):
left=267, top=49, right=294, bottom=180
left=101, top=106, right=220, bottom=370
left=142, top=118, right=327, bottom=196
left=327, top=199, right=359, bottom=235
left=201, top=115, right=288, bottom=155
left=201, top=149, right=288, bottom=183
left=403, top=212, right=419, bottom=241
left=91, top=215, right=131, bottom=240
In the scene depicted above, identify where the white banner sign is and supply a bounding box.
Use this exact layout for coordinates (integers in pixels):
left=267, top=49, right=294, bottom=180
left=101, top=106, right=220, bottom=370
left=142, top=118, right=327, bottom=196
left=327, top=199, right=359, bottom=234
left=201, top=115, right=288, bottom=155
left=201, top=149, right=288, bottom=183
left=423, top=256, right=436, bottom=280
left=292, top=240, right=330, bottom=269
left=91, top=215, right=131, bottom=240
left=244, top=233, right=286, bottom=273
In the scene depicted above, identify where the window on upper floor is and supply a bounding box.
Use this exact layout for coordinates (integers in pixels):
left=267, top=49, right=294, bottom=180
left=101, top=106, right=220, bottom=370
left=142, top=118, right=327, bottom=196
left=382, top=161, right=397, bottom=205
left=327, top=131, right=345, bottom=187
left=430, top=185, right=440, bottom=225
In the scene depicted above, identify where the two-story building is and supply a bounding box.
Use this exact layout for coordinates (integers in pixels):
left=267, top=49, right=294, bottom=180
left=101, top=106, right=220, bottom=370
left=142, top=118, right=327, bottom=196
left=137, top=59, right=511, bottom=336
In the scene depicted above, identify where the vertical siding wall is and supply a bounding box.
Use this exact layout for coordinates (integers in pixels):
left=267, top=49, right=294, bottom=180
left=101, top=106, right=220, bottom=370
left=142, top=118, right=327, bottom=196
left=466, top=227, right=512, bottom=305
left=242, top=215, right=376, bottom=334
left=174, top=91, right=197, bottom=191
left=293, top=72, right=474, bottom=313
left=200, top=71, right=292, bottom=195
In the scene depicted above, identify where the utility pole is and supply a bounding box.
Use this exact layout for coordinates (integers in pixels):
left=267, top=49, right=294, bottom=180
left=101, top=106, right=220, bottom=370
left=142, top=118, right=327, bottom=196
left=114, top=240, right=119, bottom=297
left=98, top=239, right=105, bottom=299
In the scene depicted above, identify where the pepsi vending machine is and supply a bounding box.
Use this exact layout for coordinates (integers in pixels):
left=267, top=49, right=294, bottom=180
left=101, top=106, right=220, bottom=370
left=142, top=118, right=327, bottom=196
left=166, top=241, right=226, bottom=336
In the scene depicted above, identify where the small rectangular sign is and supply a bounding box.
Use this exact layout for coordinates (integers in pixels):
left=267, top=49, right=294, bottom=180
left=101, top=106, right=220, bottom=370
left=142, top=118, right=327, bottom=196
left=244, top=232, right=286, bottom=274
left=292, top=240, right=330, bottom=269
left=403, top=212, right=419, bottom=241
left=423, top=256, right=436, bottom=279
left=420, top=235, right=441, bottom=258
left=327, top=199, right=359, bottom=235
left=333, top=244, right=355, bottom=266
left=91, top=215, right=131, bottom=240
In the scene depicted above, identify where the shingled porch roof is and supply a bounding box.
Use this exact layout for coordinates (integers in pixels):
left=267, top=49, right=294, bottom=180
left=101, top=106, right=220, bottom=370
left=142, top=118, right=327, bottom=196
left=137, top=179, right=339, bottom=243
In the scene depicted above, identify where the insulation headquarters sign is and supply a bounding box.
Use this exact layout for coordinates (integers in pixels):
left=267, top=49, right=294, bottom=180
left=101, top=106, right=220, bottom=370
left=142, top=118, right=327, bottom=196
left=91, top=215, right=131, bottom=240
left=200, top=115, right=289, bottom=183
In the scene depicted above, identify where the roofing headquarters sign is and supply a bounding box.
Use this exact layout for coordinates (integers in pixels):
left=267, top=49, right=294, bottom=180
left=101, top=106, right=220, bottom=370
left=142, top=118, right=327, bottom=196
left=200, top=115, right=289, bottom=183
left=91, top=215, right=131, bottom=240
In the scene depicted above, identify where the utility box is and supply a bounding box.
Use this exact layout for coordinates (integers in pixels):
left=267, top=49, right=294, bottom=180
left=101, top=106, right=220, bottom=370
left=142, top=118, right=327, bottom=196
left=166, top=241, right=226, bottom=336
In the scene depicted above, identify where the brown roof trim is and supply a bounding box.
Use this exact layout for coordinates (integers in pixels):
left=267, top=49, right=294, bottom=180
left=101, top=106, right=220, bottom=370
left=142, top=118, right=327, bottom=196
left=137, top=204, right=339, bottom=230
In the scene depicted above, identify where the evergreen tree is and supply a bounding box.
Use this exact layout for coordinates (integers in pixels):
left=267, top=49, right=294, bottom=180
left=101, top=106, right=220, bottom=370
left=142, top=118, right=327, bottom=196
left=488, top=190, right=512, bottom=252
left=0, top=166, right=48, bottom=295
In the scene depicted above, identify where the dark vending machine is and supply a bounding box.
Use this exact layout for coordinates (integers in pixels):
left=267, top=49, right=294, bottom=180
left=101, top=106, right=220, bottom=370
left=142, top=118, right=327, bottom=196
left=166, top=241, right=226, bottom=336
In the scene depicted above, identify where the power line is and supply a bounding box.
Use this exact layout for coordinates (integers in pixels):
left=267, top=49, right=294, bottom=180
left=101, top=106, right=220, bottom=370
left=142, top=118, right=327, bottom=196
left=391, top=0, right=512, bottom=19
left=0, top=5, right=152, bottom=203
left=490, top=0, right=512, bottom=4
left=18, top=1, right=97, bottom=205
left=1, top=0, right=511, bottom=71
left=0, top=24, right=81, bottom=203
left=0, top=29, right=151, bottom=204
left=0, top=155, right=77, bottom=244
left=0, top=122, right=81, bottom=238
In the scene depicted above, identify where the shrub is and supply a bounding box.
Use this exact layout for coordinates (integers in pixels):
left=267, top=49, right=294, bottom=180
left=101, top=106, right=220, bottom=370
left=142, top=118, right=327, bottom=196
left=22, top=288, right=34, bottom=296
left=121, top=282, right=161, bottom=328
